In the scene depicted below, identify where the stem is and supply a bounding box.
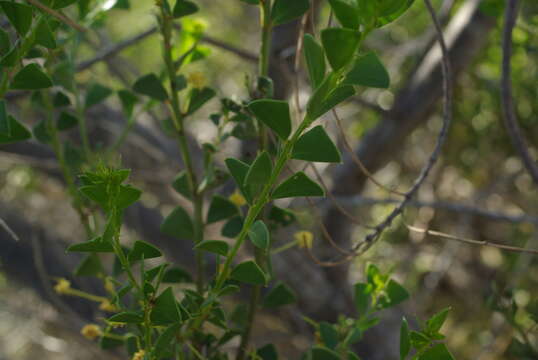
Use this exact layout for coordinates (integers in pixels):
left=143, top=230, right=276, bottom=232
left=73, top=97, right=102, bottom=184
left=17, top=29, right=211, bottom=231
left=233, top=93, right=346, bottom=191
left=236, top=285, right=261, bottom=360
left=159, top=5, right=205, bottom=294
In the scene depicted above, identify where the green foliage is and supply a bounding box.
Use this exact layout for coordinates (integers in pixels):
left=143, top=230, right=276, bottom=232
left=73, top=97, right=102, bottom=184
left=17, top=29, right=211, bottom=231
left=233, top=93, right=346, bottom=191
left=303, top=34, right=326, bottom=89
left=11, top=64, right=53, bottom=90
left=248, top=99, right=292, bottom=140
left=272, top=172, right=324, bottom=199
left=292, top=125, right=342, bottom=163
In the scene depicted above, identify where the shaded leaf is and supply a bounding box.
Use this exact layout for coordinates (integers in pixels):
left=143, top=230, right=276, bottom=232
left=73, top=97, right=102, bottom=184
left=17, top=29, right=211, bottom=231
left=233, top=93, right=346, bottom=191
left=187, top=87, right=215, bottom=115
left=272, top=172, right=324, bottom=199
left=418, top=344, right=455, bottom=360
left=11, top=64, right=53, bottom=90
left=321, top=28, right=361, bottom=71
left=207, top=195, right=238, bottom=224
left=303, top=34, right=326, bottom=89
left=0, top=1, right=33, bottom=36
left=244, top=151, right=272, bottom=197
left=292, top=125, right=341, bottom=163
left=150, top=287, right=182, bottom=325
left=173, top=0, right=198, bottom=18
left=328, top=0, right=360, bottom=29
left=85, top=83, right=113, bottom=109
left=57, top=112, right=78, bottom=130
left=343, top=52, right=390, bottom=88
left=230, top=260, right=266, bottom=285
left=320, top=322, right=339, bottom=350
left=248, top=220, right=270, bottom=251
left=133, top=73, right=168, bottom=101
left=400, top=317, right=411, bottom=360
left=271, top=0, right=309, bottom=25
left=263, top=282, right=297, bottom=308
left=67, top=237, right=114, bottom=253
left=160, top=206, right=194, bottom=239
left=128, top=240, right=162, bottom=262
left=108, top=311, right=144, bottom=323
left=248, top=99, right=291, bottom=140
left=195, top=240, right=229, bottom=256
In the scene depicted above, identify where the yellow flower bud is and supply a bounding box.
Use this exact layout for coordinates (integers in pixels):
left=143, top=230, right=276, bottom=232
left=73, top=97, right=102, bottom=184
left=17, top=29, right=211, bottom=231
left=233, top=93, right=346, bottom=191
left=294, top=231, right=314, bottom=249
left=81, top=324, right=102, bottom=340
left=99, top=299, right=119, bottom=313
left=188, top=71, right=206, bottom=89
left=54, top=278, right=71, bottom=294
left=132, top=349, right=146, bottom=360
left=228, top=189, right=246, bottom=207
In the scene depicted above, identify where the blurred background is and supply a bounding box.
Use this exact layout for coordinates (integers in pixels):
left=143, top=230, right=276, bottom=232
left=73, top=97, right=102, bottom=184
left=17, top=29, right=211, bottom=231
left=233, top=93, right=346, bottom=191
left=1, top=0, right=537, bottom=359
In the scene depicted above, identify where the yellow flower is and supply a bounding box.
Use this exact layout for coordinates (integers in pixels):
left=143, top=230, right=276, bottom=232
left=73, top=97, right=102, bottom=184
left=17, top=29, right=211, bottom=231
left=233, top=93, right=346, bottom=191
left=54, top=278, right=71, bottom=294
left=81, top=324, right=102, bottom=340
left=99, top=299, right=119, bottom=312
left=132, top=349, right=146, bottom=360
left=188, top=71, right=206, bottom=89
left=294, top=231, right=314, bottom=249
left=228, top=189, right=246, bottom=207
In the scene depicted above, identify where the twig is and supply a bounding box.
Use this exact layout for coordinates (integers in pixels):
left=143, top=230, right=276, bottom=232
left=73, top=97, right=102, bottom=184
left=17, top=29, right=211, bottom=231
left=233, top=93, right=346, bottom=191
left=0, top=217, right=19, bottom=242
left=25, top=0, right=87, bottom=33
left=500, top=0, right=538, bottom=185
left=354, top=0, right=453, bottom=253
left=407, top=225, right=538, bottom=255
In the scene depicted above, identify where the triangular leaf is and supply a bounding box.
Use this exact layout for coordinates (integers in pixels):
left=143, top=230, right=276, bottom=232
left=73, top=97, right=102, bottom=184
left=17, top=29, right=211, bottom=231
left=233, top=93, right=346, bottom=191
left=172, top=170, right=193, bottom=200
left=221, top=216, right=244, bottom=238
left=133, top=73, right=168, bottom=101
left=425, top=307, right=451, bottom=335
left=152, top=323, right=181, bottom=358
left=0, top=1, right=33, bottom=36
left=248, top=220, right=270, bottom=251
left=303, top=34, right=326, bottom=89
left=248, top=99, right=291, bottom=140
left=194, top=240, right=229, bottom=256
left=328, top=0, right=360, bottom=29
left=85, top=83, right=113, bottom=108
left=263, top=282, right=297, bottom=308
left=400, top=317, right=411, bottom=360
left=311, top=346, right=340, bottom=360
left=272, top=172, right=324, bottom=199
left=225, top=158, right=252, bottom=203
left=0, top=115, right=31, bottom=144
left=74, top=253, right=104, bottom=277
left=116, top=184, right=141, bottom=209
left=418, top=344, right=455, bottom=360
left=67, top=237, right=114, bottom=253
left=207, top=195, right=238, bottom=224
left=257, top=344, right=278, bottom=360
left=173, top=0, right=199, bottom=18
left=162, top=267, right=193, bottom=283
left=292, top=125, right=341, bottom=163
left=230, top=260, right=266, bottom=285
left=108, top=311, right=144, bottom=323
left=128, top=240, right=162, bottom=262
left=343, top=52, right=390, bottom=88
left=57, top=111, right=78, bottom=130
left=187, top=87, right=215, bottom=115
left=117, top=89, right=138, bottom=117
left=160, top=206, right=194, bottom=239
left=150, top=287, right=182, bottom=325
left=35, top=19, right=57, bottom=49
left=11, top=64, right=53, bottom=90
left=271, top=0, right=309, bottom=25
left=321, top=28, right=361, bottom=71
left=319, top=322, right=339, bottom=350
left=244, top=151, right=272, bottom=197
left=0, top=100, right=10, bottom=136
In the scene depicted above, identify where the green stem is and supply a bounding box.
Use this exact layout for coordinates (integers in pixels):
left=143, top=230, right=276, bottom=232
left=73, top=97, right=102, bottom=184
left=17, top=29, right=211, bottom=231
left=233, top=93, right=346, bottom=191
left=236, top=284, right=261, bottom=360
left=159, top=5, right=205, bottom=294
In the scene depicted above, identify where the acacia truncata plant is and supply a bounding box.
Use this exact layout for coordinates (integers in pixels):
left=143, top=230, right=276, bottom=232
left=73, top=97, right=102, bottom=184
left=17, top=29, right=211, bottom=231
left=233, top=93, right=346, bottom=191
left=0, top=0, right=458, bottom=359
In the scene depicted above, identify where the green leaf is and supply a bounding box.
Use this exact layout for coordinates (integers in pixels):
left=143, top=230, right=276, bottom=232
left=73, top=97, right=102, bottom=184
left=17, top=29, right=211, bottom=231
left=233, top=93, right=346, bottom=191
left=117, top=90, right=138, bottom=117
left=162, top=267, right=192, bottom=283
left=160, top=206, right=194, bottom=239
left=319, top=322, right=339, bottom=350
left=307, top=73, right=356, bottom=120
left=207, top=195, right=238, bottom=223
left=400, top=317, right=411, bottom=360
left=240, top=0, right=259, bottom=4
left=108, top=311, right=144, bottom=323
left=133, top=73, right=168, bottom=101
left=230, top=260, right=267, bottom=285
left=418, top=344, right=455, bottom=360
left=53, top=0, right=78, bottom=9
left=85, top=83, right=113, bottom=108
left=35, top=19, right=57, bottom=49
left=153, top=323, right=181, bottom=358
left=172, top=170, right=192, bottom=200
left=263, top=282, right=296, bottom=308
left=0, top=28, right=10, bottom=57
left=57, top=112, right=78, bottom=131
left=74, top=253, right=104, bottom=277
left=292, top=125, right=341, bottom=163
left=248, top=99, right=292, bottom=140
left=67, top=237, right=114, bottom=253
left=257, top=344, right=278, bottom=360
left=328, top=0, right=360, bottom=29
left=194, top=240, right=229, bottom=256
left=53, top=91, right=71, bottom=107
left=0, top=115, right=31, bottom=144
left=79, top=184, right=108, bottom=209
left=0, top=100, right=10, bottom=136
left=151, top=287, right=182, bottom=325
left=272, top=171, right=324, bottom=199
left=343, top=52, right=390, bottom=88
left=426, top=307, right=451, bottom=335
left=380, top=279, right=409, bottom=308
left=128, top=240, right=162, bottom=262
left=0, top=1, right=33, bottom=36
left=221, top=216, right=244, bottom=238
left=248, top=220, right=270, bottom=251
left=311, top=346, right=340, bottom=360
left=347, top=352, right=362, bottom=360
left=376, top=0, right=415, bottom=27
left=321, top=28, right=361, bottom=71
left=410, top=331, right=430, bottom=350
left=271, top=0, right=309, bottom=25
left=303, top=34, right=326, bottom=89
left=244, top=151, right=272, bottom=197
left=11, top=64, right=53, bottom=90
left=145, top=263, right=168, bottom=282
left=268, top=206, right=296, bottom=227
left=173, top=0, right=199, bottom=18
left=225, top=158, right=252, bottom=203
left=354, top=282, right=372, bottom=314
left=116, top=184, right=141, bottom=209
left=99, top=335, right=123, bottom=349
left=33, top=119, right=51, bottom=144
left=187, top=87, right=216, bottom=115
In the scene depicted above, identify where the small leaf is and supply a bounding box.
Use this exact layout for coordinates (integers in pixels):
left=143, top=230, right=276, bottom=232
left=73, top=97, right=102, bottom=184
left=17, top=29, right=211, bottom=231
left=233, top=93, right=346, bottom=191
left=307, top=73, right=356, bottom=120
left=33, top=120, right=51, bottom=144
left=151, top=287, right=182, bottom=325
left=328, top=0, right=360, bottom=29
left=376, top=0, right=415, bottom=27
left=57, top=112, right=78, bottom=131
left=207, top=195, right=238, bottom=224
left=230, top=260, right=266, bottom=285
left=248, top=99, right=292, bottom=140
left=187, top=87, right=216, bottom=115
left=225, top=158, right=252, bottom=203
left=11, top=64, right=53, bottom=90
left=354, top=282, right=372, bottom=314
left=343, top=52, right=390, bottom=88
left=153, top=323, right=181, bottom=358
left=172, top=170, right=192, bottom=200
left=99, top=335, right=123, bottom=349
left=162, top=267, right=192, bottom=283
left=400, top=317, right=411, bottom=360
left=248, top=220, right=270, bottom=251
left=380, top=279, right=409, bottom=308
left=257, top=344, right=278, bottom=360
left=240, top=0, right=259, bottom=4
left=35, top=19, right=57, bottom=49
left=79, top=184, right=108, bottom=209
left=133, top=73, right=168, bottom=101
left=118, top=90, right=138, bottom=117
left=74, top=253, right=104, bottom=277
left=410, top=331, right=430, bottom=350
left=0, top=100, right=10, bottom=136
left=53, top=91, right=71, bottom=107
left=272, top=172, right=324, bottom=199
left=173, top=0, right=199, bottom=18
left=319, top=322, right=339, bottom=350
left=0, top=1, right=33, bottom=36
left=311, top=346, right=340, bottom=360
left=108, top=311, right=144, bottom=323
left=263, top=282, right=297, bottom=308
left=303, top=34, right=326, bottom=89
left=145, top=263, right=168, bottom=282
left=0, top=28, right=10, bottom=57
left=321, top=28, right=361, bottom=71
left=222, top=216, right=244, bottom=238
left=160, top=206, right=194, bottom=239
left=418, top=344, right=455, bottom=360
left=128, top=240, right=162, bottom=262
left=67, top=237, right=114, bottom=253
left=244, top=151, right=272, bottom=197
left=292, top=125, right=341, bottom=163
left=116, top=185, right=141, bottom=209
left=425, top=307, right=451, bottom=335
left=271, top=0, right=310, bottom=25
left=85, top=83, right=113, bottom=108
left=195, top=240, right=229, bottom=256
left=268, top=206, right=296, bottom=227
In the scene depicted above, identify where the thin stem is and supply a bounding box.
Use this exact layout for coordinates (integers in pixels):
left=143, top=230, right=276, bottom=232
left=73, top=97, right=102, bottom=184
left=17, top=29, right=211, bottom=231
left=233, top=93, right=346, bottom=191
left=236, top=285, right=261, bottom=360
